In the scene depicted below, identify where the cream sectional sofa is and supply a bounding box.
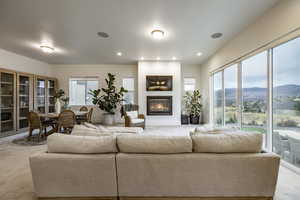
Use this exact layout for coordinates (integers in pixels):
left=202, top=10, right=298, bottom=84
left=29, top=132, right=280, bottom=200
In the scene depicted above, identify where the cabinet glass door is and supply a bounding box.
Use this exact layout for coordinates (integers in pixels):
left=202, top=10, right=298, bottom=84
left=18, top=75, right=30, bottom=129
left=48, top=79, right=55, bottom=113
left=0, top=72, right=15, bottom=134
left=36, top=78, right=46, bottom=113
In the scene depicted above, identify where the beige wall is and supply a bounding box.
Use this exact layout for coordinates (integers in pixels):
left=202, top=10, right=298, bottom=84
left=0, top=48, right=53, bottom=76
left=52, top=64, right=138, bottom=123
left=52, top=63, right=202, bottom=123
left=200, top=0, right=300, bottom=123
left=181, top=64, right=202, bottom=94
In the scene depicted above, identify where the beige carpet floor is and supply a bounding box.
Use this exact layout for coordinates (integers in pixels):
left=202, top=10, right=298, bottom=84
left=0, top=126, right=300, bottom=200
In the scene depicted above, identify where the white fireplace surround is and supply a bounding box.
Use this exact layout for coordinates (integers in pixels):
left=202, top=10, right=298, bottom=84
left=138, top=61, right=181, bottom=126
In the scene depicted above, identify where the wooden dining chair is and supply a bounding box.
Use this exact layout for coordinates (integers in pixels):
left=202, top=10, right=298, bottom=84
left=76, top=107, right=89, bottom=124
left=79, top=106, right=88, bottom=111
left=28, top=111, right=48, bottom=141
left=57, top=110, right=76, bottom=134
left=87, top=108, right=93, bottom=123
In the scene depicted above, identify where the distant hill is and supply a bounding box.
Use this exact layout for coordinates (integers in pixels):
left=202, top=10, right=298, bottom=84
left=220, top=84, right=300, bottom=100
left=274, top=84, right=300, bottom=97
left=216, top=84, right=300, bottom=109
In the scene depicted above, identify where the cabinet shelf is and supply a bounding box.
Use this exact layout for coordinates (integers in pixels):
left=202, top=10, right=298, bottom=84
left=1, top=120, right=13, bottom=123
left=0, top=82, right=13, bottom=85
left=0, top=95, right=13, bottom=97
left=1, top=107, right=13, bottom=110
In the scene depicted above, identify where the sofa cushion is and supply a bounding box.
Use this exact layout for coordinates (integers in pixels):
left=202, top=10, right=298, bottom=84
left=126, top=111, right=138, bottom=119
left=106, top=126, right=143, bottom=134
left=131, top=118, right=144, bottom=124
left=84, top=122, right=99, bottom=129
left=192, top=132, right=263, bottom=153
left=47, top=133, right=117, bottom=154
left=117, top=135, right=192, bottom=153
left=190, top=125, right=236, bottom=135
left=72, top=125, right=112, bottom=136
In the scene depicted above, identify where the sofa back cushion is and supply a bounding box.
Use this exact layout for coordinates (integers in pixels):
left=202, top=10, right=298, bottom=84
left=192, top=132, right=263, bottom=153
left=72, top=125, right=112, bottom=136
left=117, top=135, right=192, bottom=154
left=190, top=125, right=237, bottom=135
left=47, top=133, right=117, bottom=154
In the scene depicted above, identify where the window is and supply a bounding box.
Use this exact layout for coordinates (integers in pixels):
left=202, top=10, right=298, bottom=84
left=184, top=78, right=196, bottom=91
left=211, top=35, right=300, bottom=169
left=273, top=37, right=300, bottom=162
left=122, top=78, right=135, bottom=104
left=224, top=64, right=238, bottom=126
left=213, top=72, right=223, bottom=126
left=241, top=51, right=268, bottom=137
left=69, top=78, right=99, bottom=105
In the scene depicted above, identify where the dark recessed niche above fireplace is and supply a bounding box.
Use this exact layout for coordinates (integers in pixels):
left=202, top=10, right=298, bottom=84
left=147, top=96, right=172, bottom=115
left=146, top=76, right=172, bottom=91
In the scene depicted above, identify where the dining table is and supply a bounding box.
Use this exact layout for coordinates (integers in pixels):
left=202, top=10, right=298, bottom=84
left=38, top=111, right=88, bottom=135
left=39, top=111, right=88, bottom=119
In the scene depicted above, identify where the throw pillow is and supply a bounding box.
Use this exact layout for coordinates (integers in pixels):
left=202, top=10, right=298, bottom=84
left=126, top=111, right=138, bottom=119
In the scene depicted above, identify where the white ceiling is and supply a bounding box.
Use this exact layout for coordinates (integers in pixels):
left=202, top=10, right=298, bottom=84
left=0, top=0, right=279, bottom=65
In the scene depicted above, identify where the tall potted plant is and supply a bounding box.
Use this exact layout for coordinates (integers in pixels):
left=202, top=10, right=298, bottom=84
left=183, top=90, right=203, bottom=124
left=89, top=73, right=127, bottom=125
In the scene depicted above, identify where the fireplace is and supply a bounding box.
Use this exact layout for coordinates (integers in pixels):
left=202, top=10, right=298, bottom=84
left=147, top=96, right=172, bottom=115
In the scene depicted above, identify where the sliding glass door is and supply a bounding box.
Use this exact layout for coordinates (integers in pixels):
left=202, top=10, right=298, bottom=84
left=224, top=64, right=238, bottom=127
left=211, top=35, right=300, bottom=169
left=241, top=51, right=268, bottom=141
left=273, top=37, right=300, bottom=166
left=213, top=72, right=223, bottom=126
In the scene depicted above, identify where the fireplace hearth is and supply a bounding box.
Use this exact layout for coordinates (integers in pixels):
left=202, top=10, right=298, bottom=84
left=147, top=96, right=172, bottom=115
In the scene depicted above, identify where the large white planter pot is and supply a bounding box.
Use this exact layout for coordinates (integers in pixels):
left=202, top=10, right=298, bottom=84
left=55, top=99, right=61, bottom=114
left=102, top=113, right=115, bottom=125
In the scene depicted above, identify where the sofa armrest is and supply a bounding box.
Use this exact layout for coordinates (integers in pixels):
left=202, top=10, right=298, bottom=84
left=138, top=114, right=145, bottom=119
left=125, top=116, right=132, bottom=127
left=29, top=152, right=118, bottom=198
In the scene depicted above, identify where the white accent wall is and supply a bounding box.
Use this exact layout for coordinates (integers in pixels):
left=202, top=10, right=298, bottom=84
left=138, top=61, right=181, bottom=126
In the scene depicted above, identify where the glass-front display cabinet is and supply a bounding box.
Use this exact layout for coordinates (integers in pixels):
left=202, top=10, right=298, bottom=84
left=35, top=77, right=46, bottom=113
left=34, top=76, right=57, bottom=114
left=47, top=79, right=56, bottom=113
left=0, top=70, right=16, bottom=137
left=0, top=69, right=57, bottom=138
left=17, top=73, right=33, bottom=131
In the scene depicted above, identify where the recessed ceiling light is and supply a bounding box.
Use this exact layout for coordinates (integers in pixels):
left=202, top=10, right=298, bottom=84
left=172, top=56, right=177, bottom=60
left=151, top=30, right=164, bottom=40
left=40, top=45, right=54, bottom=54
left=156, top=57, right=160, bottom=60
left=140, top=57, right=144, bottom=60
left=196, top=52, right=202, bottom=56
left=97, top=32, right=109, bottom=38
left=117, top=52, right=122, bottom=56
left=211, top=32, right=223, bottom=39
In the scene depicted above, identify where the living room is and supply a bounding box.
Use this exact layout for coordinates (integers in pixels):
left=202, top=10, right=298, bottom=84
left=1, top=0, right=300, bottom=200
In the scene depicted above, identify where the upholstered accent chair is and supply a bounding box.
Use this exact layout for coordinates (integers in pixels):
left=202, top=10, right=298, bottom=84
left=121, top=104, right=145, bottom=129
